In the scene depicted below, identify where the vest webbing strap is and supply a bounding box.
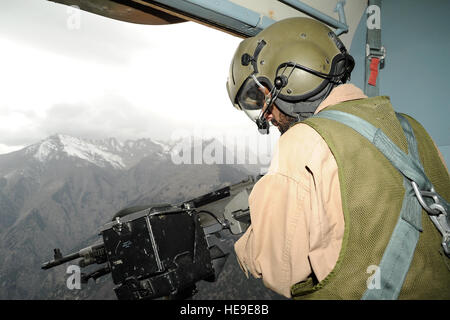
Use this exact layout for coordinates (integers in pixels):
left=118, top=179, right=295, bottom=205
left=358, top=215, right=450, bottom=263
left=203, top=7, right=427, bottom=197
left=312, top=110, right=450, bottom=299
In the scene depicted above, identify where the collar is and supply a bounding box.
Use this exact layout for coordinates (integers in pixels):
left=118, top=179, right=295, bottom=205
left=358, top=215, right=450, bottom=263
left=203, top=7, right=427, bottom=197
left=314, top=84, right=368, bottom=115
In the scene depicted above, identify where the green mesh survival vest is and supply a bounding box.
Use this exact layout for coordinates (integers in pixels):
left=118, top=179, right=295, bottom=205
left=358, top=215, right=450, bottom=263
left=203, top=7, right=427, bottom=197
left=291, top=96, right=450, bottom=300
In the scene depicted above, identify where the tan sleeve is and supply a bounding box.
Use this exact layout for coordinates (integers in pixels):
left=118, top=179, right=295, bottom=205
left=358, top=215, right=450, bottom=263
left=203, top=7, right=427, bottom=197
left=234, top=173, right=311, bottom=298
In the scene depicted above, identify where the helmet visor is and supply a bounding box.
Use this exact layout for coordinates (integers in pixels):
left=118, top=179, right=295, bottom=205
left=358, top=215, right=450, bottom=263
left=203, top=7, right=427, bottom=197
left=236, top=75, right=272, bottom=122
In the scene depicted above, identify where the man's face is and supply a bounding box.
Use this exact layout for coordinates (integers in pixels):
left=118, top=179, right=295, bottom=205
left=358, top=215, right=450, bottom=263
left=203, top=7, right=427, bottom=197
left=257, top=85, right=296, bottom=135
left=263, top=102, right=296, bottom=135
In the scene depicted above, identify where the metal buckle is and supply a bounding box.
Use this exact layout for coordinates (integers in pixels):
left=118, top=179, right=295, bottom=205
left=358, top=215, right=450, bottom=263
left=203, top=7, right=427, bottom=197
left=366, top=44, right=386, bottom=60
left=411, top=181, right=450, bottom=257
left=366, top=45, right=386, bottom=69
left=443, top=234, right=450, bottom=257
left=411, top=181, right=444, bottom=216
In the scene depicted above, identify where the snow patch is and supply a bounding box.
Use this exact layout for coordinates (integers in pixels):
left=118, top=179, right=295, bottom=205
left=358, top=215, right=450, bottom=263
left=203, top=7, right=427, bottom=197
left=151, top=139, right=172, bottom=153
left=32, top=134, right=125, bottom=169
left=34, top=140, right=58, bottom=162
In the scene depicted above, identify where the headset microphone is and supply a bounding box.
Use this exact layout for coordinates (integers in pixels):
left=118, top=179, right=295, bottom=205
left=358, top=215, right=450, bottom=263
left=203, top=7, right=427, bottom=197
left=256, top=117, right=270, bottom=134
left=256, top=98, right=272, bottom=135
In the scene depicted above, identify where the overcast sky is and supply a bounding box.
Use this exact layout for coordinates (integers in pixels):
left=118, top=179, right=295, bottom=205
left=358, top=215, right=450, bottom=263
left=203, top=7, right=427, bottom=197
left=0, top=0, right=279, bottom=154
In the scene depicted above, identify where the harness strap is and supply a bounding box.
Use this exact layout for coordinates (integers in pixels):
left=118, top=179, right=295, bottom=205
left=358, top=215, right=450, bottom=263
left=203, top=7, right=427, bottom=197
left=365, top=0, right=385, bottom=97
left=312, top=110, right=450, bottom=299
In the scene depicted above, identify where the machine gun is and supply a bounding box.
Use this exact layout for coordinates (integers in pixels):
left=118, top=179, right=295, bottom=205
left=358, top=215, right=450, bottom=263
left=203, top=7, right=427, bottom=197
left=41, top=175, right=260, bottom=300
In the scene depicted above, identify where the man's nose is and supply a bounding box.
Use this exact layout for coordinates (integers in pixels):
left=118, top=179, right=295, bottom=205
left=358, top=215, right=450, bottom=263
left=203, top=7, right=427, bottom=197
left=264, top=109, right=273, bottom=121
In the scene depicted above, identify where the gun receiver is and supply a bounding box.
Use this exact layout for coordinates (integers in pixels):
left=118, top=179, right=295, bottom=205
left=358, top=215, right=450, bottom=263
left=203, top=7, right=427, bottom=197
left=184, top=175, right=256, bottom=234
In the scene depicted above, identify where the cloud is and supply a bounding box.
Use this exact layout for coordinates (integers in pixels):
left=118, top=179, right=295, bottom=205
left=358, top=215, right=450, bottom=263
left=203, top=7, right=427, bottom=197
left=0, top=0, right=272, bottom=153
left=0, top=0, right=162, bottom=65
left=36, top=92, right=179, bottom=141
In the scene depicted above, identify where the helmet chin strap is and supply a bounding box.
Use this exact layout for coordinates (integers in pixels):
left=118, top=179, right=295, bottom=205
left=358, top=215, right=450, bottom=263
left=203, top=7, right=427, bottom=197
left=258, top=81, right=336, bottom=135
left=256, top=83, right=334, bottom=134
left=281, top=81, right=337, bottom=121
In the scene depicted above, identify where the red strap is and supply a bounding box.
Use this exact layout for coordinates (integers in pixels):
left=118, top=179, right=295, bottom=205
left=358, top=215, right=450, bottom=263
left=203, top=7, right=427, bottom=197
left=368, top=57, right=380, bottom=86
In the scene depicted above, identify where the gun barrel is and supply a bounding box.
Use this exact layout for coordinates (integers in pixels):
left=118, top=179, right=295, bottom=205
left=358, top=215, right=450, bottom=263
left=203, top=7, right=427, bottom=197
left=41, top=242, right=106, bottom=270
left=41, top=251, right=81, bottom=270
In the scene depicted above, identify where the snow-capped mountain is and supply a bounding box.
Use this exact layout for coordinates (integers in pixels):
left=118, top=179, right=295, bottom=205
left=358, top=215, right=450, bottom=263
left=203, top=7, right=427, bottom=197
left=25, top=134, right=126, bottom=169
left=20, top=134, right=172, bottom=170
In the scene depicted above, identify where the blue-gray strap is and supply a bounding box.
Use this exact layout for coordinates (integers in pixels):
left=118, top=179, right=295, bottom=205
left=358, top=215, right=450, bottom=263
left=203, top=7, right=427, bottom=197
left=313, top=110, right=429, bottom=189
left=362, top=114, right=423, bottom=299
left=311, top=110, right=448, bottom=299
left=365, top=0, right=385, bottom=97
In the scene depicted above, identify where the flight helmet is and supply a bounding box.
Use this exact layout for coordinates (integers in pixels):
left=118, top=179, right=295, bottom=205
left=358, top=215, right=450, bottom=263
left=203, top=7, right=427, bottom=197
left=226, top=17, right=354, bottom=133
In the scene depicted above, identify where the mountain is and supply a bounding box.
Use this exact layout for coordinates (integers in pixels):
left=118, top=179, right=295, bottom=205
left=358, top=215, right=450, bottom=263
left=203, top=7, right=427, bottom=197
left=0, top=133, right=283, bottom=300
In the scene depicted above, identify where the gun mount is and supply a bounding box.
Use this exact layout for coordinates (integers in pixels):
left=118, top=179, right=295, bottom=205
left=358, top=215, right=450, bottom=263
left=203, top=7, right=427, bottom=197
left=41, top=175, right=260, bottom=299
